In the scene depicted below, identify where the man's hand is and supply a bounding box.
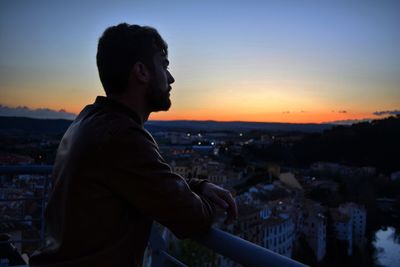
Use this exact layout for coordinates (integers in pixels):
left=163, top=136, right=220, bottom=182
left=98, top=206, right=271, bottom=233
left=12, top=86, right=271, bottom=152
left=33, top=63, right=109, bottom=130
left=199, top=182, right=238, bottom=225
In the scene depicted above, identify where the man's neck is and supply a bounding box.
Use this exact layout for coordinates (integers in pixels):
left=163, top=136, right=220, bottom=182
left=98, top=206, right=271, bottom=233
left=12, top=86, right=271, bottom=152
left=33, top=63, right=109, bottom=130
left=108, top=94, right=149, bottom=124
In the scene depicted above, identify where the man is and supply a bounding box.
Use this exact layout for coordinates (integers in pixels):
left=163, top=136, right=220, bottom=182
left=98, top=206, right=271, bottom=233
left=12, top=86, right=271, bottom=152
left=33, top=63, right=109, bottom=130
left=29, top=23, right=237, bottom=267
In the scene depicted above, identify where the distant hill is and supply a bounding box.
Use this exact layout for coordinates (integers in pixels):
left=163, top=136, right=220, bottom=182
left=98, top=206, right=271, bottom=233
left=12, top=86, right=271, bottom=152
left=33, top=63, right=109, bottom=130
left=0, top=116, right=333, bottom=135
left=146, top=120, right=332, bottom=133
left=0, top=116, right=72, bottom=135
left=293, top=115, right=400, bottom=173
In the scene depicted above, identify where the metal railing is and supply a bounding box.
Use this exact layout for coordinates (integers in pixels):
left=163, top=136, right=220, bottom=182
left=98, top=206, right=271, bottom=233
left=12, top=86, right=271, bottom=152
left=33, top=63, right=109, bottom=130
left=195, top=228, right=307, bottom=266
left=1, top=165, right=308, bottom=267
left=148, top=226, right=308, bottom=267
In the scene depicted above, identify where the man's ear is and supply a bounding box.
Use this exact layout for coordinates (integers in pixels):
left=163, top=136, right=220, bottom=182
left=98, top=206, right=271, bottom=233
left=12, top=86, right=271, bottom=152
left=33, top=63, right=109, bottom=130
left=131, top=62, right=150, bottom=83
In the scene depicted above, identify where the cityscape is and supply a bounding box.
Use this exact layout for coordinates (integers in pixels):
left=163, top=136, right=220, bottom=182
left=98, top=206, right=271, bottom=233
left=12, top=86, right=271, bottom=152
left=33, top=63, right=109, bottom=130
left=1, top=115, right=399, bottom=266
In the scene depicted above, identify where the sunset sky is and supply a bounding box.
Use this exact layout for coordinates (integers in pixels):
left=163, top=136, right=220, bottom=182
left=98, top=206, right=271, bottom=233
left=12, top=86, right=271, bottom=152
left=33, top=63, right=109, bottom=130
left=1, top=0, right=399, bottom=123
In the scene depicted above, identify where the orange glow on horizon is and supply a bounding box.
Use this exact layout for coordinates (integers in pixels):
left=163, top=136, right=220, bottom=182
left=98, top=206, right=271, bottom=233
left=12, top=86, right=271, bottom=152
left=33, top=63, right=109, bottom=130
left=150, top=110, right=374, bottom=124
left=0, top=96, right=380, bottom=124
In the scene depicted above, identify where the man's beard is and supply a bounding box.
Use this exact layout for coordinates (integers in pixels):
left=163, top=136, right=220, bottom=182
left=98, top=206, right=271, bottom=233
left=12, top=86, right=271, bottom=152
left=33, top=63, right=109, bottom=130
left=146, top=80, right=171, bottom=112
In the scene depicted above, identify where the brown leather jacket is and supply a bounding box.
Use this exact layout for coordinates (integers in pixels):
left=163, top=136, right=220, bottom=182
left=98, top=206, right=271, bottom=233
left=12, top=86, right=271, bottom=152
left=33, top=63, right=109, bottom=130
left=29, top=96, right=215, bottom=267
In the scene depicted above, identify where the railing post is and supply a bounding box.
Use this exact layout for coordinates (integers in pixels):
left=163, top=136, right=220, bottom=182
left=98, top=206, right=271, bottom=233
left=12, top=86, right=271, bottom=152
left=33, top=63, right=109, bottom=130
left=149, top=226, right=167, bottom=267
left=149, top=226, right=187, bottom=267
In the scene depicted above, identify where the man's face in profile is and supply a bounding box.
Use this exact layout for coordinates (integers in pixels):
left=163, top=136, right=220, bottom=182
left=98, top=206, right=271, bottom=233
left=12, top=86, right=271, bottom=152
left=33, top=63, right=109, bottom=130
left=146, top=51, right=175, bottom=112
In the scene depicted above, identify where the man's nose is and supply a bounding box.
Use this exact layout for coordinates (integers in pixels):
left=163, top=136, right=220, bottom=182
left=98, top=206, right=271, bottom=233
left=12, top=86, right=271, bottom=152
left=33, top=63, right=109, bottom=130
left=167, top=71, right=175, bottom=84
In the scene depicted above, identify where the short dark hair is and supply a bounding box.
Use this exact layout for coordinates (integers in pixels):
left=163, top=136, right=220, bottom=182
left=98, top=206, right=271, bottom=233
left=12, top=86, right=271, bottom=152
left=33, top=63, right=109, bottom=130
left=96, top=23, right=168, bottom=95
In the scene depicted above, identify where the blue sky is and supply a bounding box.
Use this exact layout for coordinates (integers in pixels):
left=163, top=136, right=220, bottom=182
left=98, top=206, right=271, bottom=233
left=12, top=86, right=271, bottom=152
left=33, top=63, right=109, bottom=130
left=1, top=0, right=399, bottom=122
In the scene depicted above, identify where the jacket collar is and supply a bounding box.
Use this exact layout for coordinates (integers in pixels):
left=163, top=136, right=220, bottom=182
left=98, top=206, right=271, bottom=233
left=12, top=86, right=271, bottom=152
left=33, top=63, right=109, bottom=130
left=94, top=96, right=143, bottom=126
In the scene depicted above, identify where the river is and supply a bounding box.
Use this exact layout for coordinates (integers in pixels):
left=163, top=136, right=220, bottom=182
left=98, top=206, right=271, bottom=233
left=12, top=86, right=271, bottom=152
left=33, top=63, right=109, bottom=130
left=373, top=227, right=400, bottom=267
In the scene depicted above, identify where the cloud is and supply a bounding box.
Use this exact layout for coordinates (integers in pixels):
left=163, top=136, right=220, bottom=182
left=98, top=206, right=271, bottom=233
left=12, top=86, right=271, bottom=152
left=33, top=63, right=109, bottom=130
left=0, top=104, right=76, bottom=120
left=338, top=110, right=347, bottom=113
left=282, top=110, right=308, bottom=114
left=373, top=110, right=400, bottom=116
left=281, top=110, right=308, bottom=114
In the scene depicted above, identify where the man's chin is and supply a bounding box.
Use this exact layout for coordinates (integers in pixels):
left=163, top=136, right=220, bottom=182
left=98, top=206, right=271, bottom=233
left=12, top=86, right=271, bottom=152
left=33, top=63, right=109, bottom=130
left=159, top=103, right=171, bottom=112
left=151, top=100, right=171, bottom=112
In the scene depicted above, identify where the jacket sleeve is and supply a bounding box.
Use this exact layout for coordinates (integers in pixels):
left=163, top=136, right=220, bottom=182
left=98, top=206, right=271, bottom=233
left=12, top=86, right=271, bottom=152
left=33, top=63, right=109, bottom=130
left=105, top=126, right=215, bottom=239
left=187, top=178, right=209, bottom=194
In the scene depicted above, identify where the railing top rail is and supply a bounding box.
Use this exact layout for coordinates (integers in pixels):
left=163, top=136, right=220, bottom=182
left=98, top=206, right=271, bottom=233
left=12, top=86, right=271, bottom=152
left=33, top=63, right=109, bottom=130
left=195, top=227, right=308, bottom=267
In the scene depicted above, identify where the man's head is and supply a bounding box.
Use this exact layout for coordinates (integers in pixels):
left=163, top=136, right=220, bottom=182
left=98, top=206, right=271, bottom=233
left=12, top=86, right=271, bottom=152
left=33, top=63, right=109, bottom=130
left=96, top=23, right=174, bottom=112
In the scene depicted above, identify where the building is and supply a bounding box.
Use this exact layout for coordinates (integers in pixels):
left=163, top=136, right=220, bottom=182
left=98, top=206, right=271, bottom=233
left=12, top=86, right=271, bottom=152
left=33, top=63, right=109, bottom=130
left=309, top=180, right=339, bottom=193
left=338, top=202, right=367, bottom=247
left=230, top=201, right=296, bottom=258
left=170, top=160, right=193, bottom=178
left=279, top=173, right=303, bottom=190
left=300, top=200, right=327, bottom=261
left=311, top=162, right=376, bottom=177
left=0, top=153, right=34, bottom=165
left=207, top=170, right=227, bottom=185
left=262, top=212, right=295, bottom=257
left=330, top=208, right=353, bottom=256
